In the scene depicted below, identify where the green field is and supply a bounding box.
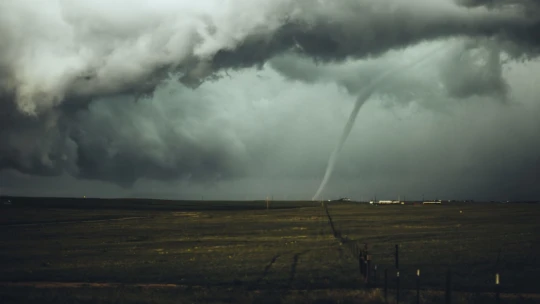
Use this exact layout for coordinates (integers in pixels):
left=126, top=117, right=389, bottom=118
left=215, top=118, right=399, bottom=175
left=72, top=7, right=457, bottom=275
left=0, top=198, right=539, bottom=303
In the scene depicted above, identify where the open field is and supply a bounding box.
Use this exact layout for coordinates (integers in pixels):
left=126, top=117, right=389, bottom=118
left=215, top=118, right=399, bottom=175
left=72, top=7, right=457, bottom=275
left=0, top=197, right=539, bottom=303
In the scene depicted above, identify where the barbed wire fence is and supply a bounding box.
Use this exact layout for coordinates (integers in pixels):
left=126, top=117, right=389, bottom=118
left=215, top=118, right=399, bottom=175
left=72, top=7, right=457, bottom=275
left=320, top=203, right=520, bottom=304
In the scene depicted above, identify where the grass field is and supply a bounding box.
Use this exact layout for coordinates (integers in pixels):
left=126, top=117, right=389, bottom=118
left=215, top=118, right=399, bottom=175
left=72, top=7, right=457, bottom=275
left=0, top=197, right=539, bottom=303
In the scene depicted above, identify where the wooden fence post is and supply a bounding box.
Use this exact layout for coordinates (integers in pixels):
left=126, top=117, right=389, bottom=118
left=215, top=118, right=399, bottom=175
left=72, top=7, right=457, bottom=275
left=359, top=253, right=365, bottom=276
left=384, top=268, right=388, bottom=304
left=395, top=244, right=400, bottom=304
left=374, top=264, right=378, bottom=288
left=396, top=270, right=400, bottom=304
left=366, top=255, right=371, bottom=285
left=395, top=244, right=399, bottom=269
left=445, top=269, right=452, bottom=304
left=495, top=273, right=500, bottom=304
left=416, top=269, right=420, bottom=304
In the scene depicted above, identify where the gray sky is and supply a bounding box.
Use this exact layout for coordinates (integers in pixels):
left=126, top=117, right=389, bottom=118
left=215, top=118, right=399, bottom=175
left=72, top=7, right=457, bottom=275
left=1, top=0, right=539, bottom=201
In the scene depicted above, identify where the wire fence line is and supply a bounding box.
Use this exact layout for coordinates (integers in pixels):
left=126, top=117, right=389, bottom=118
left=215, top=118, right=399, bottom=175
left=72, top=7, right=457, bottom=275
left=320, top=202, right=522, bottom=304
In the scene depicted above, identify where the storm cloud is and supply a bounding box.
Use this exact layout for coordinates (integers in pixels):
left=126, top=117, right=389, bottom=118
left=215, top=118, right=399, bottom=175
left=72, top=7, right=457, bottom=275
left=1, top=0, right=539, bottom=113
left=0, top=0, right=539, bottom=200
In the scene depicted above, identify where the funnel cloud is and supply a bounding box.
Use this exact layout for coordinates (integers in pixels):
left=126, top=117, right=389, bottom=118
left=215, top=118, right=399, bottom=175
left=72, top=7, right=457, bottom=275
left=312, top=43, right=447, bottom=200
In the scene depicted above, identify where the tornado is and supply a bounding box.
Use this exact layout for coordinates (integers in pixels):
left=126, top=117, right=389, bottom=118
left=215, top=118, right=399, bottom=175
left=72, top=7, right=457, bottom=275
left=312, top=45, right=447, bottom=201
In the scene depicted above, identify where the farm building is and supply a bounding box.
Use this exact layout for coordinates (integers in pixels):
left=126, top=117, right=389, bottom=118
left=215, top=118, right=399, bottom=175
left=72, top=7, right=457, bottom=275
left=378, top=200, right=401, bottom=205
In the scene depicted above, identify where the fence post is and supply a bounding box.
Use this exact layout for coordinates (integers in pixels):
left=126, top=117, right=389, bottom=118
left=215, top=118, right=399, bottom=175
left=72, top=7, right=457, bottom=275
left=359, top=253, right=365, bottom=276
left=495, top=273, right=500, bottom=304
left=366, top=255, right=371, bottom=285
left=358, top=253, right=361, bottom=275
left=396, top=270, right=400, bottom=304
left=416, top=269, right=420, bottom=304
left=445, top=269, right=452, bottom=304
left=395, top=244, right=399, bottom=269
left=384, top=268, right=388, bottom=303
left=374, top=264, right=378, bottom=288
left=395, top=244, right=400, bottom=304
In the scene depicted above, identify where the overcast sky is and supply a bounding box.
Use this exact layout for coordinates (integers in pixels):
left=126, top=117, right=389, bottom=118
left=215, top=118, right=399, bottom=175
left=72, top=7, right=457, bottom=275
left=1, top=0, right=539, bottom=201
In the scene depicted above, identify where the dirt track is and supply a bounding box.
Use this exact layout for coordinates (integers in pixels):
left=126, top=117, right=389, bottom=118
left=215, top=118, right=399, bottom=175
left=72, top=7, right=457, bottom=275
left=1, top=281, right=539, bottom=300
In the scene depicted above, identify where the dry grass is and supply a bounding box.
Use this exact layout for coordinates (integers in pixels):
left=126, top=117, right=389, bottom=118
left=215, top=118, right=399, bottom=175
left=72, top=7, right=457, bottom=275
left=0, top=199, right=539, bottom=303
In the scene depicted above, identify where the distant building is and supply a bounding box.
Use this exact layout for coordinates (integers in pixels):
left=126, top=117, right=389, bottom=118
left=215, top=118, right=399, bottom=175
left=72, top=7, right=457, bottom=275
left=423, top=201, right=442, bottom=205
left=378, top=200, right=400, bottom=205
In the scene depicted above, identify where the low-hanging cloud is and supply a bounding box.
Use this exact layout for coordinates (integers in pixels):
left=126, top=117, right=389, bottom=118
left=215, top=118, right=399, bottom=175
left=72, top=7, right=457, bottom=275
left=271, top=38, right=509, bottom=104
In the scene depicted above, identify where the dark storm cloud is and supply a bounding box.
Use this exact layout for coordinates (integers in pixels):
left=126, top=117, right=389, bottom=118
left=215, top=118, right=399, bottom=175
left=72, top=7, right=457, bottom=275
left=0, top=94, right=77, bottom=177
left=70, top=87, right=249, bottom=187
left=208, top=1, right=540, bottom=90
left=439, top=40, right=509, bottom=99
left=455, top=0, right=538, bottom=10
left=0, top=0, right=540, bottom=190
left=1, top=0, right=539, bottom=113
left=270, top=38, right=510, bottom=102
